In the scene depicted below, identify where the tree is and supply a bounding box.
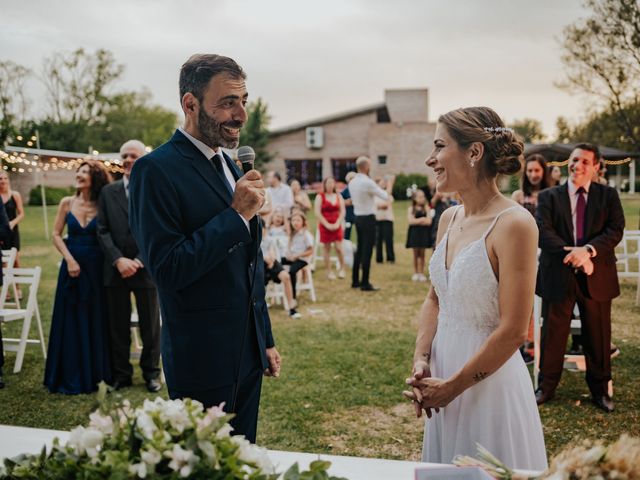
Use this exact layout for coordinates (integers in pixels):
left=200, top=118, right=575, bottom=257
left=239, top=98, right=273, bottom=170
left=509, top=118, right=546, bottom=143
left=0, top=60, right=31, bottom=146
left=558, top=0, right=640, bottom=147
left=555, top=116, right=574, bottom=144
left=42, top=48, right=124, bottom=124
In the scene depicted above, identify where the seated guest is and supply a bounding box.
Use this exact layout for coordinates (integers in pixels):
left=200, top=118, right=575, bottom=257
left=262, top=234, right=300, bottom=319
left=44, top=161, right=112, bottom=394
left=535, top=143, right=624, bottom=413
left=266, top=208, right=289, bottom=260
left=282, top=211, right=314, bottom=302
left=266, top=171, right=294, bottom=213
left=290, top=179, right=312, bottom=214
left=0, top=202, right=14, bottom=388
left=97, top=140, right=161, bottom=392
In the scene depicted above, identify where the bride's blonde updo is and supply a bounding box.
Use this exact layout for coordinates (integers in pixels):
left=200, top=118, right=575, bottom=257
left=438, top=107, right=524, bottom=177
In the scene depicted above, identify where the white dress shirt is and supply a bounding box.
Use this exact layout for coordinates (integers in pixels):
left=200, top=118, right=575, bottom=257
left=567, top=180, right=596, bottom=255
left=267, top=183, right=294, bottom=213
left=123, top=175, right=130, bottom=198
left=179, top=127, right=249, bottom=230
left=349, top=173, right=389, bottom=216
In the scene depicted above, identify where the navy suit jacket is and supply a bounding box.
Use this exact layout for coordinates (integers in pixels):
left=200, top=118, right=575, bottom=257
left=128, top=129, right=274, bottom=392
left=536, top=182, right=625, bottom=303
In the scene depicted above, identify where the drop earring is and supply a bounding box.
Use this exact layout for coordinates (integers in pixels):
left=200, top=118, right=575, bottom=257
left=469, top=160, right=476, bottom=168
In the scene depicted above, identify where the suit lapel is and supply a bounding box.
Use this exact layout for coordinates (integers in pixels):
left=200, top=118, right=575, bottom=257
left=113, top=180, right=128, bottom=214
left=558, top=183, right=573, bottom=241
left=171, top=130, right=233, bottom=204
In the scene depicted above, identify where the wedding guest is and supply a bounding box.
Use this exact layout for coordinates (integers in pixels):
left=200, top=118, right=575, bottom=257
left=266, top=208, right=289, bottom=260
left=375, top=177, right=395, bottom=264
left=341, top=171, right=357, bottom=240
left=315, top=177, right=345, bottom=279
left=511, top=154, right=550, bottom=216
left=535, top=143, right=624, bottom=413
left=266, top=171, right=293, bottom=213
left=0, top=171, right=25, bottom=297
left=0, top=202, right=13, bottom=389
left=261, top=233, right=300, bottom=319
left=290, top=179, right=312, bottom=214
left=282, top=211, right=313, bottom=301
left=97, top=140, right=161, bottom=393
left=350, top=157, right=393, bottom=291
left=405, top=107, right=547, bottom=470
left=44, top=160, right=112, bottom=394
left=429, top=191, right=453, bottom=247
left=548, top=165, right=562, bottom=187
left=406, top=189, right=432, bottom=281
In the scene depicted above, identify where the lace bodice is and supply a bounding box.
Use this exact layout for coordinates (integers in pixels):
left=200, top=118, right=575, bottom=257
left=429, top=206, right=520, bottom=335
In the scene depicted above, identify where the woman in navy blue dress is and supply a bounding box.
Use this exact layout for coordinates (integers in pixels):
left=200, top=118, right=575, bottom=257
left=44, top=160, right=112, bottom=394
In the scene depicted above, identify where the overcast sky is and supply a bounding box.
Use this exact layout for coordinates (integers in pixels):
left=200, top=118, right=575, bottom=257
left=2, top=0, right=590, bottom=137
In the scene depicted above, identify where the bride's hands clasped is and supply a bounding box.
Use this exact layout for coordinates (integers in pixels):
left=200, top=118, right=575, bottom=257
left=403, top=360, right=457, bottom=418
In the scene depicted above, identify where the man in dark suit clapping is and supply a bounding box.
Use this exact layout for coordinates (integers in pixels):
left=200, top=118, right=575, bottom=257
left=128, top=54, right=280, bottom=442
left=97, top=140, right=161, bottom=393
left=535, top=143, right=624, bottom=412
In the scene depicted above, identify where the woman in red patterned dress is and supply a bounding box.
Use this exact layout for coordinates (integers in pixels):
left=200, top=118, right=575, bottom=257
left=314, top=177, right=346, bottom=279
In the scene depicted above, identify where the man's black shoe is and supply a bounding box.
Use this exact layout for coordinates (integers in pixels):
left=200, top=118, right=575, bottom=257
left=351, top=282, right=360, bottom=289
left=145, top=378, right=162, bottom=393
left=535, top=388, right=554, bottom=405
left=111, top=378, right=133, bottom=391
left=592, top=394, right=614, bottom=413
left=568, top=345, right=583, bottom=355
left=360, top=284, right=379, bottom=292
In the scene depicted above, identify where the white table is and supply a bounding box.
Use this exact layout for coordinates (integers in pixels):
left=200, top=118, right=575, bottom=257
left=0, top=425, right=443, bottom=479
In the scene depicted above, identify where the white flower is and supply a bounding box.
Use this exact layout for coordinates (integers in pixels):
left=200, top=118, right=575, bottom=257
left=67, top=426, right=104, bottom=458
left=198, top=440, right=216, bottom=461
left=141, top=448, right=162, bottom=466
left=197, top=403, right=227, bottom=432
left=160, top=400, right=192, bottom=433
left=129, top=462, right=148, bottom=478
left=89, top=411, right=114, bottom=435
left=215, top=423, right=233, bottom=439
left=136, top=412, right=157, bottom=439
left=232, top=436, right=275, bottom=474
left=165, top=444, right=200, bottom=478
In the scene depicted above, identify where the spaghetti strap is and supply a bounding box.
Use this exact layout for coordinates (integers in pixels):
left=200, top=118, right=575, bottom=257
left=445, top=205, right=464, bottom=232
left=482, top=205, right=521, bottom=239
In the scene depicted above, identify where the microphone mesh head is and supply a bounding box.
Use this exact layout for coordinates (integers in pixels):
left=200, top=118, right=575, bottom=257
left=237, top=146, right=255, bottom=164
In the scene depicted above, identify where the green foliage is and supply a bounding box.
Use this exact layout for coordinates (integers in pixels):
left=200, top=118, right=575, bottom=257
left=240, top=98, right=273, bottom=170
left=558, top=0, right=640, bottom=148
left=0, top=60, right=31, bottom=146
left=28, top=185, right=75, bottom=206
left=509, top=118, right=546, bottom=143
left=391, top=173, right=428, bottom=199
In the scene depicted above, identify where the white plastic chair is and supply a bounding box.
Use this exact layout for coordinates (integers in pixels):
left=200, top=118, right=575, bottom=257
left=616, top=229, right=640, bottom=305
left=265, top=281, right=290, bottom=311
left=1, top=248, right=20, bottom=308
left=0, top=267, right=46, bottom=373
left=296, top=264, right=317, bottom=302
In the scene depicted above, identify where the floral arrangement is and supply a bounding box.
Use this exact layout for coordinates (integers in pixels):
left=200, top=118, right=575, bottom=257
left=1, top=384, right=347, bottom=480
left=454, top=435, right=640, bottom=479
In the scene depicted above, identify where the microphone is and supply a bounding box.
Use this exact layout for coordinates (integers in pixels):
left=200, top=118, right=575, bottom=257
left=237, top=146, right=256, bottom=174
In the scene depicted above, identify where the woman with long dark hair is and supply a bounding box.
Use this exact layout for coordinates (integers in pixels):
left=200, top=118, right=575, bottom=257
left=44, top=160, right=112, bottom=394
left=511, top=153, right=550, bottom=216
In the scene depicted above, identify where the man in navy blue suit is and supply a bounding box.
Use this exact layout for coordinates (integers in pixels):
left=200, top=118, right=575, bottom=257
left=128, top=54, right=280, bottom=442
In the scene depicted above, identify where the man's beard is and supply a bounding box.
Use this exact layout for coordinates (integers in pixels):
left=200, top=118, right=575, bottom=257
left=198, top=108, right=243, bottom=149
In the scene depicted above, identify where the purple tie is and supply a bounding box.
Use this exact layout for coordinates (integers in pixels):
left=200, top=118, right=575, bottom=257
left=576, top=187, right=586, bottom=246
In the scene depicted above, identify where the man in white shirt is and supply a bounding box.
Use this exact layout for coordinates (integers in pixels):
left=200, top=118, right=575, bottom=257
left=266, top=171, right=294, bottom=213
left=348, top=156, right=393, bottom=291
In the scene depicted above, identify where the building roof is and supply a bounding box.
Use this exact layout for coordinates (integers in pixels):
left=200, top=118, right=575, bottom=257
left=270, top=102, right=386, bottom=136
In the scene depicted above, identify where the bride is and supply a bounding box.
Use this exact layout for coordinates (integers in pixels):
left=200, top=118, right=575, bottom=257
left=404, top=107, right=547, bottom=470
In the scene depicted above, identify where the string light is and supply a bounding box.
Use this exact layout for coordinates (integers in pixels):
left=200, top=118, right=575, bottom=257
left=549, top=157, right=634, bottom=167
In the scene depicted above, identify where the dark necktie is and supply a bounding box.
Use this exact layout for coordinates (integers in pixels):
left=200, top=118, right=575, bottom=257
left=212, top=154, right=233, bottom=196
left=575, top=186, right=586, bottom=246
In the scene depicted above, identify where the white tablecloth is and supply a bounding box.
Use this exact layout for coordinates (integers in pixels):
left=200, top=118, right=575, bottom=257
left=0, top=425, right=438, bottom=479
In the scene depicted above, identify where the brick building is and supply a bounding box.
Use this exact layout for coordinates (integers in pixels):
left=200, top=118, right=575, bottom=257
left=266, top=88, right=436, bottom=188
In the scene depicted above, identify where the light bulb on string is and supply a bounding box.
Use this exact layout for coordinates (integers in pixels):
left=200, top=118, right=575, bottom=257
left=16, top=136, right=22, bottom=141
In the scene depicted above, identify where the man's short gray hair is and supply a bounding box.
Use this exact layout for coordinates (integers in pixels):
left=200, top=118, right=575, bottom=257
left=356, top=156, right=370, bottom=171
left=120, top=139, right=146, bottom=155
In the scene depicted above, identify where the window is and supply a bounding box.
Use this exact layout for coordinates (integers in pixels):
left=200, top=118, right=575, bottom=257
left=332, top=158, right=357, bottom=182
left=377, top=155, right=387, bottom=165
left=285, top=159, right=322, bottom=188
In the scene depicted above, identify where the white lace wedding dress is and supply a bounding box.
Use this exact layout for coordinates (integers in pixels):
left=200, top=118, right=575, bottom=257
left=422, top=205, right=547, bottom=470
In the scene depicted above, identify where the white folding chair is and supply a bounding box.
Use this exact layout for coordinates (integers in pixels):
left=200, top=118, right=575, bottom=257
left=0, top=267, right=46, bottom=373
left=616, top=229, right=640, bottom=305
left=296, top=265, right=317, bottom=302
left=265, top=281, right=290, bottom=311
left=1, top=248, right=20, bottom=308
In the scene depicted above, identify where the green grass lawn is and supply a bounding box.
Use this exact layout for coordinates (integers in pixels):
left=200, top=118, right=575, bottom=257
left=1, top=194, right=639, bottom=461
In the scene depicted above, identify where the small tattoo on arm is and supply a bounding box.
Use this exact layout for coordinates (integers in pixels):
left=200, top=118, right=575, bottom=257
left=473, top=371, right=489, bottom=382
